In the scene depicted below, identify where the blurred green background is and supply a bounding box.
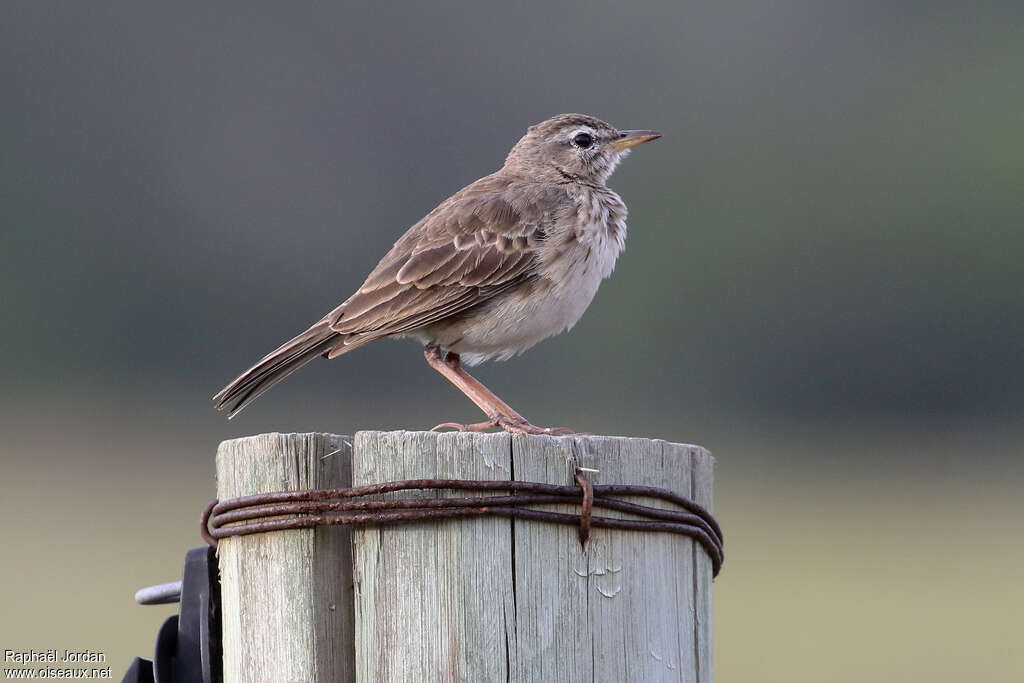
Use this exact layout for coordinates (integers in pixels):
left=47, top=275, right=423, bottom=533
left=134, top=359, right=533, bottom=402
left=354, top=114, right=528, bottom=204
left=2, top=1, right=1022, bottom=681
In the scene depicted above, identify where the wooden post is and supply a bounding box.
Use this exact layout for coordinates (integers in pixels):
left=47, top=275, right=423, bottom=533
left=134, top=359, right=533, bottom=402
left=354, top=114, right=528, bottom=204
left=215, top=431, right=715, bottom=683
left=352, top=431, right=714, bottom=683
left=216, top=432, right=355, bottom=683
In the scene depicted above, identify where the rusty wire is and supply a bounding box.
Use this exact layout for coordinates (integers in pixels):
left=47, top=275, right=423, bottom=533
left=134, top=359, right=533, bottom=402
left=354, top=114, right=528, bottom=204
left=202, top=476, right=723, bottom=577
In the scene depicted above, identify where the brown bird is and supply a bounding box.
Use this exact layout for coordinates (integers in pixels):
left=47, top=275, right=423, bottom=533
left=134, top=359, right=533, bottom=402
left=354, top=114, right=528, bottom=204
left=214, top=113, right=660, bottom=434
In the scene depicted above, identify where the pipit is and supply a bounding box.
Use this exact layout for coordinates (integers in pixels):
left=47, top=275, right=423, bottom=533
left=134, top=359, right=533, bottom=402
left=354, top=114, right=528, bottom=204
left=214, top=113, right=660, bottom=434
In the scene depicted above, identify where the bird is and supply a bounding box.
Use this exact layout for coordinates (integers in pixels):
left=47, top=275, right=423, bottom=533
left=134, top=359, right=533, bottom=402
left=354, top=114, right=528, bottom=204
left=214, top=113, right=660, bottom=434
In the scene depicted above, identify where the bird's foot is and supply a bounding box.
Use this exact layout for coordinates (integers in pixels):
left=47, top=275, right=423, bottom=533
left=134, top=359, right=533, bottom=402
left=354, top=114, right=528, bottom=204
left=433, top=416, right=575, bottom=436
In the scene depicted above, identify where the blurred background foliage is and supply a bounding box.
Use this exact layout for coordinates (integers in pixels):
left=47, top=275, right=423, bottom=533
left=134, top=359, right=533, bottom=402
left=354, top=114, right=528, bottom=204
left=1, top=1, right=1022, bottom=680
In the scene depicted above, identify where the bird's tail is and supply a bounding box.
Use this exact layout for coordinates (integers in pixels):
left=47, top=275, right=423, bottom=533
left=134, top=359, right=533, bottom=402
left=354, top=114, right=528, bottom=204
left=213, top=319, right=343, bottom=418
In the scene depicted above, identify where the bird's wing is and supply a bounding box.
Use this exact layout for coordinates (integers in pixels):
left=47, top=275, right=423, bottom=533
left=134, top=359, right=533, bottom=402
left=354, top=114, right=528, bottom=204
left=326, top=185, right=564, bottom=350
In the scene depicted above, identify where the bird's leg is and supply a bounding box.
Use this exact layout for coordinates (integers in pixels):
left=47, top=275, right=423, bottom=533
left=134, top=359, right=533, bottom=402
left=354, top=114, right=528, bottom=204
left=424, top=345, right=573, bottom=435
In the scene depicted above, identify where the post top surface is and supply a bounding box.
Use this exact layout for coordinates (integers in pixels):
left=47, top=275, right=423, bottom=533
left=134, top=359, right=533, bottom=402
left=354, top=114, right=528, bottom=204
left=216, top=430, right=711, bottom=461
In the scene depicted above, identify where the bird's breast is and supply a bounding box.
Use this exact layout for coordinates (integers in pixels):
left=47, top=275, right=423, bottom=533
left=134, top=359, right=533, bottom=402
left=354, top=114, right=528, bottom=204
left=427, top=191, right=628, bottom=365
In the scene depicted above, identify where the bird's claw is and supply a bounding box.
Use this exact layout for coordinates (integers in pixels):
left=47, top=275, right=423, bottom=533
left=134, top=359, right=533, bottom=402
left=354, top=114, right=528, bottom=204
left=432, top=421, right=494, bottom=432
left=432, top=416, right=575, bottom=436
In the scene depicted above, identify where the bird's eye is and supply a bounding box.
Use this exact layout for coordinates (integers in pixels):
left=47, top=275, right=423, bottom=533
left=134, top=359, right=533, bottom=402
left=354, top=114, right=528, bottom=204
left=572, top=132, right=593, bottom=149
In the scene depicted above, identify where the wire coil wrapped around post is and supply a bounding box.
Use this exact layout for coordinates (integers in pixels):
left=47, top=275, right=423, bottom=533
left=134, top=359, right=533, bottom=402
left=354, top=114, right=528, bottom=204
left=202, top=476, right=723, bottom=576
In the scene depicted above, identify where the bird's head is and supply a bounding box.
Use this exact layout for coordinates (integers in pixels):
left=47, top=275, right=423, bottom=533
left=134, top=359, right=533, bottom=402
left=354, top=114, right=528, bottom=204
left=503, top=113, right=660, bottom=185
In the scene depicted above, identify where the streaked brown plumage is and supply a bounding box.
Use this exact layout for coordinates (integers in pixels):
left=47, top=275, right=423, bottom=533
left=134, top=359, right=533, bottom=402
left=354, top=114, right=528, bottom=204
left=214, top=113, right=660, bottom=434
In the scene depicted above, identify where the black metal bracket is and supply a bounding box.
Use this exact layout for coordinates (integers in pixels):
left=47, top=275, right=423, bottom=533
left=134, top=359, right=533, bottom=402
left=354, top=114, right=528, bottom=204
left=122, top=547, right=221, bottom=683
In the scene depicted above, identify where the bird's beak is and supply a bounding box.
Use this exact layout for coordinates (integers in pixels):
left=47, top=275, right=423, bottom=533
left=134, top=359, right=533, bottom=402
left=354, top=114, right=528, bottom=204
left=610, top=130, right=662, bottom=151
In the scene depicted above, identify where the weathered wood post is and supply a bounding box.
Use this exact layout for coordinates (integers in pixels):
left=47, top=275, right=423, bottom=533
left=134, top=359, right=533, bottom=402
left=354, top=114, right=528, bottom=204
left=215, top=430, right=715, bottom=683
left=216, top=432, right=355, bottom=683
